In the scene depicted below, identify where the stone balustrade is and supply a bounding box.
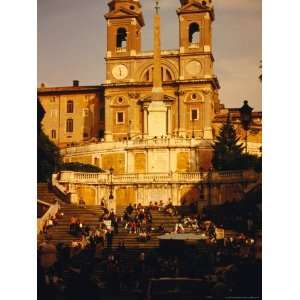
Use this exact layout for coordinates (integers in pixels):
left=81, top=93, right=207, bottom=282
left=58, top=170, right=258, bottom=185
left=60, top=137, right=209, bottom=156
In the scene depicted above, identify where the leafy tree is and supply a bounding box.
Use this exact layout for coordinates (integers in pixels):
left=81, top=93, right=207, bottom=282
left=212, top=115, right=262, bottom=171
left=37, top=130, right=62, bottom=182
left=61, top=162, right=104, bottom=173
left=37, top=99, right=62, bottom=182
left=212, top=115, right=244, bottom=171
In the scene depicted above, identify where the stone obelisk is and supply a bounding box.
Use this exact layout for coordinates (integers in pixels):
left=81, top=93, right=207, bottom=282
left=147, top=0, right=168, bottom=137
left=152, top=0, right=163, bottom=99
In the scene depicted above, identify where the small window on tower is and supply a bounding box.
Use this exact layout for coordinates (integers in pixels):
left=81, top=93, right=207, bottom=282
left=116, top=28, right=127, bottom=50
left=116, top=112, right=125, bottom=124
left=189, top=23, right=200, bottom=47
left=191, top=109, right=199, bottom=121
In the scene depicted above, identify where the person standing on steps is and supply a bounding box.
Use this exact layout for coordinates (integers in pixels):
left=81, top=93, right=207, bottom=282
left=106, top=228, right=113, bottom=249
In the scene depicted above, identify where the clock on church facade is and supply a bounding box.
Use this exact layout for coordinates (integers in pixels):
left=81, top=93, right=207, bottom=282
left=38, top=0, right=262, bottom=211
left=104, top=0, right=220, bottom=142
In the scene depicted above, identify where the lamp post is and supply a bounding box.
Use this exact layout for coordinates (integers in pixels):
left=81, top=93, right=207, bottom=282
left=109, top=167, right=114, bottom=200
left=128, top=120, right=132, bottom=140
left=192, top=118, right=195, bottom=138
left=239, top=100, right=253, bottom=153
left=208, top=167, right=213, bottom=207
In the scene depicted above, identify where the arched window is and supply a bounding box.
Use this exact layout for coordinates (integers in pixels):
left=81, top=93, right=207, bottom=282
left=67, top=100, right=74, bottom=113
left=66, top=119, right=73, bottom=132
left=165, top=69, right=172, bottom=81
left=189, top=23, right=200, bottom=45
left=116, top=28, right=127, bottom=49
left=142, top=66, right=174, bottom=82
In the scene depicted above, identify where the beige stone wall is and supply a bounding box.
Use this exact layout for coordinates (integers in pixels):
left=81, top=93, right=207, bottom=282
left=116, top=186, right=136, bottom=209
left=39, top=89, right=104, bottom=148
left=134, top=152, right=146, bottom=173
left=101, top=152, right=125, bottom=174
left=64, top=179, right=252, bottom=213
left=177, top=152, right=190, bottom=172
left=180, top=186, right=201, bottom=205
left=76, top=185, right=96, bottom=205
left=68, top=155, right=93, bottom=165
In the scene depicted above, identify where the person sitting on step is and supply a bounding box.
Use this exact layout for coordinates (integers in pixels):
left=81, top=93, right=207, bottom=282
left=79, top=197, right=86, bottom=208
left=158, top=200, right=164, bottom=211
left=174, top=222, right=185, bottom=234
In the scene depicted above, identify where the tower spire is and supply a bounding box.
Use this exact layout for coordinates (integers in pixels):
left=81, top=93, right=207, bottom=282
left=152, top=0, right=163, bottom=99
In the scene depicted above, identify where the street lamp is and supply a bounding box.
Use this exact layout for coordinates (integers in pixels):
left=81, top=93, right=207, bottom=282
left=239, top=100, right=253, bottom=153
left=192, top=118, right=195, bottom=138
left=109, top=167, right=114, bottom=200
left=128, top=120, right=132, bottom=140
left=208, top=167, right=213, bottom=207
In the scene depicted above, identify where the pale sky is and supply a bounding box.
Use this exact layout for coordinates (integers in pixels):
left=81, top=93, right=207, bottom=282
left=38, top=0, right=262, bottom=110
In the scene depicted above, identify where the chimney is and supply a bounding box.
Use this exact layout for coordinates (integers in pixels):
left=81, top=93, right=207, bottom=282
left=73, top=80, right=79, bottom=87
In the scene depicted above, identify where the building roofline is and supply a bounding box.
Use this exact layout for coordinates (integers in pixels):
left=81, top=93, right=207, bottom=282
left=37, top=85, right=103, bottom=95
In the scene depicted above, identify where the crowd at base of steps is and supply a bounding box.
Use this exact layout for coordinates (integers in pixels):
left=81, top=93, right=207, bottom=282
left=38, top=229, right=261, bottom=300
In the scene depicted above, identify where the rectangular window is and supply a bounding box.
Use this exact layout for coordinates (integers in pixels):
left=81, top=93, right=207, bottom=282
left=50, top=97, right=56, bottom=103
left=116, top=111, right=125, bottom=124
left=66, top=119, right=73, bottom=132
left=191, top=109, right=199, bottom=121
left=67, top=100, right=74, bottom=113
left=51, top=130, right=56, bottom=139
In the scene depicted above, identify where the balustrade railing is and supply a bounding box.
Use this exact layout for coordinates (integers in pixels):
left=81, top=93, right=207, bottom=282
left=60, top=137, right=206, bottom=156
left=58, top=169, right=258, bottom=185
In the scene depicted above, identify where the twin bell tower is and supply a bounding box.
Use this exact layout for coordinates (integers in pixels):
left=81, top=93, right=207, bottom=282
left=104, top=0, right=220, bottom=142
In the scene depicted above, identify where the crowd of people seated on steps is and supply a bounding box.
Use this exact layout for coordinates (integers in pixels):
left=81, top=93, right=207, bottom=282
left=41, top=210, right=64, bottom=235
left=123, top=203, right=153, bottom=242
left=38, top=230, right=261, bottom=300
left=67, top=209, right=118, bottom=249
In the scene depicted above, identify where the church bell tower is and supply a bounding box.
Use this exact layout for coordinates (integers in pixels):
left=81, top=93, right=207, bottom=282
left=105, top=0, right=145, bottom=58
left=177, top=0, right=217, bottom=139
left=178, top=0, right=214, bottom=54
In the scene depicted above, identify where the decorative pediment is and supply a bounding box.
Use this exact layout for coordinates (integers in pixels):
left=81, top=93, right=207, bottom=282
left=177, top=1, right=214, bottom=20
left=110, top=96, right=130, bottom=107
left=140, top=94, right=176, bottom=103
left=105, top=7, right=145, bottom=26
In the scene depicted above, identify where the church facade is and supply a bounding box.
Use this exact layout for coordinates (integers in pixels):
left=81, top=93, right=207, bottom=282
left=38, top=0, right=261, bottom=212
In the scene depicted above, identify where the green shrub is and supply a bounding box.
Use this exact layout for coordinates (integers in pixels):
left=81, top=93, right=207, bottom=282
left=60, top=162, right=104, bottom=173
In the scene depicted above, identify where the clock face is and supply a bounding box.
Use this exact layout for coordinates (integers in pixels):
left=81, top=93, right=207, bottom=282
left=112, top=64, right=128, bottom=80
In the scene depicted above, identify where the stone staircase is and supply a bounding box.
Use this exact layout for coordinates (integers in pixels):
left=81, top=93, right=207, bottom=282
left=112, top=209, right=179, bottom=250
left=37, top=183, right=59, bottom=204
left=45, top=203, right=104, bottom=245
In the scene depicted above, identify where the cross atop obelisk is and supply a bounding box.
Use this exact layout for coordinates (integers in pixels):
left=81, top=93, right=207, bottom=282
left=155, top=0, right=160, bottom=14
left=152, top=0, right=163, bottom=99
